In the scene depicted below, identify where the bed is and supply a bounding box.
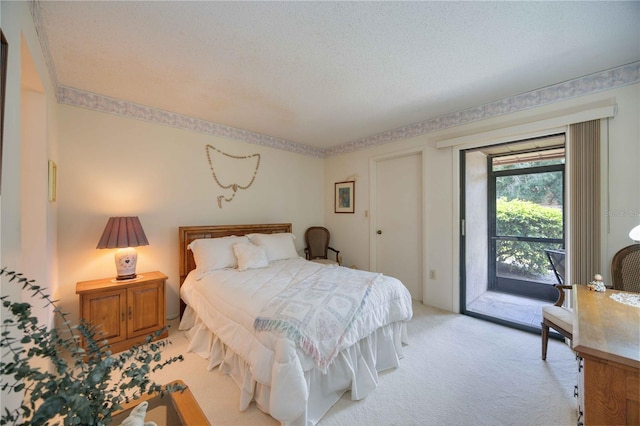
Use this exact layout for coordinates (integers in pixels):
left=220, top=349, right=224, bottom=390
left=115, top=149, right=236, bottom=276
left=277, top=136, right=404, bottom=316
left=178, top=223, right=413, bottom=425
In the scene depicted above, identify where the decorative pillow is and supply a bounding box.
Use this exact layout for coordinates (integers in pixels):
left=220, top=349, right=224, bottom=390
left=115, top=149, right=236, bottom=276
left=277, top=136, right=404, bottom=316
left=247, top=233, right=298, bottom=262
left=188, top=236, right=249, bottom=279
left=233, top=242, right=269, bottom=271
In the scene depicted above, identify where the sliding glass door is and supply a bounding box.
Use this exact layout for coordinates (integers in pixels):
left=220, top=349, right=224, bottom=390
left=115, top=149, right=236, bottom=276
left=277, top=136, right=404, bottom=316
left=461, top=135, right=565, bottom=331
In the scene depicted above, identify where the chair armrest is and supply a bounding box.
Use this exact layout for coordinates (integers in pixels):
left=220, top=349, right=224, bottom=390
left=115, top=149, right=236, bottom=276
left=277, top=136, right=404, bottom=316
left=328, top=247, right=340, bottom=263
left=553, top=284, right=573, bottom=307
left=304, top=247, right=310, bottom=260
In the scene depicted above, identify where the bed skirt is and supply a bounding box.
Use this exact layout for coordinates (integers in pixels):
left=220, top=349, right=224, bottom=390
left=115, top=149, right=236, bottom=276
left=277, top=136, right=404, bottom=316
left=179, top=308, right=408, bottom=426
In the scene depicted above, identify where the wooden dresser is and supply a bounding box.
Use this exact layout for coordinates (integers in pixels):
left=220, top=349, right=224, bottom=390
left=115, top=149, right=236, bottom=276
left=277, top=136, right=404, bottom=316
left=573, top=285, right=640, bottom=425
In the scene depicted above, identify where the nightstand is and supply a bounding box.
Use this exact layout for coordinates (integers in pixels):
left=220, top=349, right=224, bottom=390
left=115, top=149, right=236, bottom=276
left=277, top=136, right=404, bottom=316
left=76, top=271, right=168, bottom=353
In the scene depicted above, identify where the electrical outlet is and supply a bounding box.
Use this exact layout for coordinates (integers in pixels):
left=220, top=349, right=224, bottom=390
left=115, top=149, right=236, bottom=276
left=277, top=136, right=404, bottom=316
left=429, top=269, right=436, bottom=279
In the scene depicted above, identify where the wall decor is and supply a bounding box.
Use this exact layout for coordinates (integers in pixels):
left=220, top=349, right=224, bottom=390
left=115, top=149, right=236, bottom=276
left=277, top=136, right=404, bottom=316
left=335, top=181, right=355, bottom=213
left=205, top=144, right=261, bottom=208
left=48, top=160, right=57, bottom=202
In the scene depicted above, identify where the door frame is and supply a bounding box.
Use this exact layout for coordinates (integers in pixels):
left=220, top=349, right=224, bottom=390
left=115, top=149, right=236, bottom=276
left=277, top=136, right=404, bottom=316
left=369, top=147, right=428, bottom=302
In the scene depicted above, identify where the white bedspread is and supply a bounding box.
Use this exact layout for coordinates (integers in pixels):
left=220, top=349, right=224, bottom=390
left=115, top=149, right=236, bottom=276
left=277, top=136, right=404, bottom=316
left=180, top=257, right=413, bottom=424
left=255, top=265, right=382, bottom=371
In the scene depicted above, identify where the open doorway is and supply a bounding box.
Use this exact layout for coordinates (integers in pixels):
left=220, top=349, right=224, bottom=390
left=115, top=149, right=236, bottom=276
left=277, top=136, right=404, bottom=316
left=461, top=134, right=565, bottom=332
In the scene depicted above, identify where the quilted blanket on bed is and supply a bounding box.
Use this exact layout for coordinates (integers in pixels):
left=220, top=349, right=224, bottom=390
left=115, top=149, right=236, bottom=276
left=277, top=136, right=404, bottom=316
left=254, top=265, right=381, bottom=370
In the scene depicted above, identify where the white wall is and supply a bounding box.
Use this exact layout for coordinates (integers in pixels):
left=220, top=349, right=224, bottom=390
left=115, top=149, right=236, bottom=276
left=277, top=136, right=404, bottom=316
left=604, top=85, right=640, bottom=250
left=325, top=83, right=640, bottom=312
left=464, top=150, right=488, bottom=304
left=1, top=1, right=59, bottom=296
left=324, top=140, right=454, bottom=311
left=56, top=104, right=324, bottom=321
left=1, top=0, right=60, bottom=414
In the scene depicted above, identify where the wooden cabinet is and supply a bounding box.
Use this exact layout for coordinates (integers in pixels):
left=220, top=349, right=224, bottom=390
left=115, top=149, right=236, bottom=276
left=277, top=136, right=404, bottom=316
left=573, top=285, right=640, bottom=425
left=76, top=271, right=168, bottom=353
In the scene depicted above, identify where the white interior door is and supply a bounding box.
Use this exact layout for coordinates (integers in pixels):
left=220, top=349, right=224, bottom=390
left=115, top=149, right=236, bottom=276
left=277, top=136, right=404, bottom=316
left=374, top=152, right=423, bottom=300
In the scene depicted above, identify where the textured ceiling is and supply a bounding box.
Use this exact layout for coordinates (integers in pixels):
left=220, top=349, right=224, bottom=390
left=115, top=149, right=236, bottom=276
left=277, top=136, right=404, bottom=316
left=35, top=1, right=640, bottom=150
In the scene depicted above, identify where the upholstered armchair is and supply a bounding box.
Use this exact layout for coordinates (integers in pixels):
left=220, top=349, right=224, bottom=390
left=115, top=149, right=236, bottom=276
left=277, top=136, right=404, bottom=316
left=541, top=248, right=572, bottom=360
left=611, top=244, right=640, bottom=293
left=541, top=284, right=573, bottom=360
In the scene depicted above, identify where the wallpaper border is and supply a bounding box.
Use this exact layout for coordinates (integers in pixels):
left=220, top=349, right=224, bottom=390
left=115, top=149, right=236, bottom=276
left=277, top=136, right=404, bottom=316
left=56, top=86, right=325, bottom=158
left=56, top=62, right=639, bottom=158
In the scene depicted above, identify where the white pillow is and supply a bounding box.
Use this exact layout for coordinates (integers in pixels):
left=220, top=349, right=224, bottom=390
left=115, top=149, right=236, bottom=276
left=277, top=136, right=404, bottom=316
left=188, top=235, right=249, bottom=279
left=247, top=233, right=298, bottom=262
left=233, top=242, right=269, bottom=271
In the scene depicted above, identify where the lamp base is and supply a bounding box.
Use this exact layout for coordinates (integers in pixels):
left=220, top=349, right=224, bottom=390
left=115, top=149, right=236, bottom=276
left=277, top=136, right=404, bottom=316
left=115, top=247, right=138, bottom=281
left=116, top=274, right=137, bottom=281
left=111, top=275, right=144, bottom=283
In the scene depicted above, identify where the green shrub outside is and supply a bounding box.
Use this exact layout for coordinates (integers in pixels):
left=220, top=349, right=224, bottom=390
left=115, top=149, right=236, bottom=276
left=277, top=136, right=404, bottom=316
left=496, top=198, right=563, bottom=276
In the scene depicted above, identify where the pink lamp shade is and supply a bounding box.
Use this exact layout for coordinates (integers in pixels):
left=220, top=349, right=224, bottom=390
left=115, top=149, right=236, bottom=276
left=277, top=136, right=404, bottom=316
left=97, top=216, right=149, bottom=280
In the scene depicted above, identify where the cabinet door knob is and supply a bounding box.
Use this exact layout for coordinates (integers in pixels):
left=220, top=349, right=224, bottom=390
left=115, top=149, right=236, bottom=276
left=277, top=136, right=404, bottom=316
left=377, top=230, right=382, bottom=235
left=128, top=306, right=132, bottom=320
left=121, top=311, right=125, bottom=322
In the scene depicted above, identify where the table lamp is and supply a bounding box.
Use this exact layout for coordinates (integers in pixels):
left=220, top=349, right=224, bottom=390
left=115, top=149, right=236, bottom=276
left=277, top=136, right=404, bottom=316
left=96, top=216, right=149, bottom=280
left=630, top=224, right=640, bottom=242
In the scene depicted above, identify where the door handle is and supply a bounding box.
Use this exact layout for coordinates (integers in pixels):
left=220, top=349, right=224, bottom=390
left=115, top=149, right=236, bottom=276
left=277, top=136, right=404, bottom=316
left=377, top=230, right=382, bottom=235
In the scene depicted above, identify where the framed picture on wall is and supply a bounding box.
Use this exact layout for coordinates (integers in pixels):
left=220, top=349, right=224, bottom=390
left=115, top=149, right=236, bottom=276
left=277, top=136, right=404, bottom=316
left=335, top=181, right=355, bottom=213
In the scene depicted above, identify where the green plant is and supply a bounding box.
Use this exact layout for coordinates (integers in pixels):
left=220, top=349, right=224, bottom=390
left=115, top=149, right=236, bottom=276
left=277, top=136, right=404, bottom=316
left=0, top=268, right=184, bottom=425
left=496, top=198, right=563, bottom=275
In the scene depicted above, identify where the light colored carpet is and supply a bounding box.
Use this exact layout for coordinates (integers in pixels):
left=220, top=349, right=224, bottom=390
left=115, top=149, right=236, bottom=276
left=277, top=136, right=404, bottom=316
left=151, top=301, right=578, bottom=426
